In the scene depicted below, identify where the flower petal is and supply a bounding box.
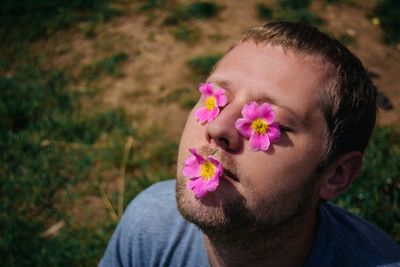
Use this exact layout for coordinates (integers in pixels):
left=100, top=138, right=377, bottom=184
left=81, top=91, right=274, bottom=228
left=195, top=107, right=210, bottom=123
left=189, top=148, right=205, bottom=164
left=183, top=155, right=201, bottom=177
left=259, top=103, right=275, bottom=123
left=208, top=156, right=223, bottom=178
left=199, top=82, right=213, bottom=96
left=188, top=178, right=208, bottom=198
left=187, top=177, right=201, bottom=190
left=207, top=107, right=220, bottom=122
left=194, top=188, right=208, bottom=198
left=214, top=89, right=228, bottom=107
left=183, top=150, right=224, bottom=198
left=267, top=122, right=281, bottom=142
left=235, top=118, right=253, bottom=138
left=208, top=156, right=221, bottom=167
left=249, top=134, right=270, bottom=151
left=204, top=177, right=219, bottom=192
left=241, top=101, right=259, bottom=120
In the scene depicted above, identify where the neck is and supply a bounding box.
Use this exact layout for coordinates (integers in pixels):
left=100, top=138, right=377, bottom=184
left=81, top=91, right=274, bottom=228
left=204, top=209, right=318, bottom=267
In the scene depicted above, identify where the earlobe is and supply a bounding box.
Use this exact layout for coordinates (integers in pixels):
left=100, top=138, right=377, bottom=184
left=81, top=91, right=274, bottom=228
left=319, top=151, right=363, bottom=200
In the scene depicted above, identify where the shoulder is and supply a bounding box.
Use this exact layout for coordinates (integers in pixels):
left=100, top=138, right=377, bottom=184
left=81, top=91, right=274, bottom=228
left=321, top=202, right=399, bottom=254
left=100, top=180, right=208, bottom=267
left=308, top=202, right=400, bottom=267
left=126, top=179, right=177, bottom=219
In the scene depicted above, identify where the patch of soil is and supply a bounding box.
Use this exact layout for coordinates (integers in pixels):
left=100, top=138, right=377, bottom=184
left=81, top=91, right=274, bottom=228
left=57, top=0, right=398, bottom=133
left=316, top=0, right=400, bottom=125
left=37, top=0, right=400, bottom=217
left=42, top=1, right=400, bottom=135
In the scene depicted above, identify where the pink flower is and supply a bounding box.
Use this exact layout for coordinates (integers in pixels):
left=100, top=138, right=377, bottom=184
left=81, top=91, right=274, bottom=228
left=182, top=148, right=223, bottom=198
left=195, top=82, right=228, bottom=123
left=235, top=101, right=281, bottom=151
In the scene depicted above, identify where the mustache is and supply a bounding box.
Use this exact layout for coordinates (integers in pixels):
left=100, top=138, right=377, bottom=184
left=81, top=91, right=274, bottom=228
left=198, top=145, right=239, bottom=181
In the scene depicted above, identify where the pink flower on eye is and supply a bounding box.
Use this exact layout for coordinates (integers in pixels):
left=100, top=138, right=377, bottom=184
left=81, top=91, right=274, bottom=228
left=182, top=148, right=223, bottom=198
left=235, top=101, right=281, bottom=151
left=195, top=82, right=228, bottom=123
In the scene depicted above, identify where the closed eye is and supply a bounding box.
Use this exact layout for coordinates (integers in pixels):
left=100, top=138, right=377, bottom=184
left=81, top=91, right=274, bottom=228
left=278, top=123, right=293, bottom=133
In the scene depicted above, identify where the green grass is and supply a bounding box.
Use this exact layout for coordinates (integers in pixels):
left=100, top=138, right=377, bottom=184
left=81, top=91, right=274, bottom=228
left=163, top=1, right=220, bottom=25
left=334, top=127, right=400, bottom=241
left=256, top=0, right=324, bottom=27
left=1, top=1, right=400, bottom=266
left=323, top=0, right=354, bottom=3
left=81, top=52, right=128, bottom=82
left=0, top=61, right=128, bottom=266
left=372, top=0, right=400, bottom=45
left=0, top=64, right=109, bottom=266
left=274, top=8, right=324, bottom=26
left=0, top=0, right=119, bottom=43
left=188, top=54, right=222, bottom=77
left=159, top=87, right=198, bottom=109
left=278, top=0, right=311, bottom=10
left=257, top=3, right=274, bottom=19
left=0, top=59, right=177, bottom=266
left=136, top=0, right=166, bottom=12
left=187, top=1, right=220, bottom=19
left=162, top=1, right=220, bottom=43
left=173, top=25, right=200, bottom=43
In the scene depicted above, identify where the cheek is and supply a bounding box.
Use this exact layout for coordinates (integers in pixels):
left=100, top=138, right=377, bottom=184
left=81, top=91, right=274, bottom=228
left=177, top=110, right=204, bottom=164
left=239, top=142, right=322, bottom=194
left=180, top=110, right=203, bottom=144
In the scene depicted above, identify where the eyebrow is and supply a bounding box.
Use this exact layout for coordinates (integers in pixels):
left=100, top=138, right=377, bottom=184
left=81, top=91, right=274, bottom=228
left=211, top=79, right=232, bottom=90
left=259, top=95, right=301, bottom=123
left=209, top=78, right=303, bottom=124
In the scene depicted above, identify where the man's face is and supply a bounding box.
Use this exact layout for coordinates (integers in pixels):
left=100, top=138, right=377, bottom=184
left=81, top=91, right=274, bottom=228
left=176, top=41, right=329, bottom=233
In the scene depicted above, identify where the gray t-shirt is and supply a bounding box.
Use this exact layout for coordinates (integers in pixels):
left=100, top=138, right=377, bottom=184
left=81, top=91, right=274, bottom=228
left=100, top=180, right=400, bottom=267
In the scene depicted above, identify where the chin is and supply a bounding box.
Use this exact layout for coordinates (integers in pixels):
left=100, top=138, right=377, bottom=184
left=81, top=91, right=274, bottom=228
left=177, top=175, right=242, bottom=205
left=175, top=176, right=249, bottom=230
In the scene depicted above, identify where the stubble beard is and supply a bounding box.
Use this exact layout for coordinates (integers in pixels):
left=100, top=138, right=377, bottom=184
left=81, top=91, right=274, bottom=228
left=175, top=171, right=320, bottom=259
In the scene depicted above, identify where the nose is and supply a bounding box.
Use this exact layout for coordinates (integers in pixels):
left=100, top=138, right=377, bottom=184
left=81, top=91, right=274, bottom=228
left=205, top=102, right=243, bottom=153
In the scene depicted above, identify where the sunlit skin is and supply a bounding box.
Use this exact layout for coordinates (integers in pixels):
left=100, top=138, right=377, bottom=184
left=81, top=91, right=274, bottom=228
left=176, top=41, right=335, bottom=266
left=177, top=41, right=329, bottom=209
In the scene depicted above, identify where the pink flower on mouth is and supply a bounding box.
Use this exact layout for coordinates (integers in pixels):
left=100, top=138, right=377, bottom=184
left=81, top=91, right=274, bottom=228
left=182, top=148, right=223, bottom=198
left=195, top=82, right=228, bottom=123
left=235, top=101, right=281, bottom=151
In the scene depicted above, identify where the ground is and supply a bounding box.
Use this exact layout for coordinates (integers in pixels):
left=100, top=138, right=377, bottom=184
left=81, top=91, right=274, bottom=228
left=41, top=0, right=400, bottom=139
left=21, top=0, right=400, bottom=260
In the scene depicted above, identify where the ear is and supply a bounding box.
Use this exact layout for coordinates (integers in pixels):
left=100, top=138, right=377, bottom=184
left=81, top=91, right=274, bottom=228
left=319, top=151, right=362, bottom=200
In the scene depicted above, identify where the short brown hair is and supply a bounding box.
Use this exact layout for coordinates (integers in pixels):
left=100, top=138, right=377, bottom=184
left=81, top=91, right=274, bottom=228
left=241, top=22, right=377, bottom=167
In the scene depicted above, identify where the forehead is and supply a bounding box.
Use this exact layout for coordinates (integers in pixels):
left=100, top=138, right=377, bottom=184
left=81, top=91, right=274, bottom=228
left=209, top=41, right=330, bottom=125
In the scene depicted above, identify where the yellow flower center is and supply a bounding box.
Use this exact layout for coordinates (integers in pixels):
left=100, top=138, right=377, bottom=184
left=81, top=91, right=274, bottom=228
left=251, top=118, right=269, bottom=134
left=205, top=97, right=217, bottom=111
left=200, top=161, right=215, bottom=181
